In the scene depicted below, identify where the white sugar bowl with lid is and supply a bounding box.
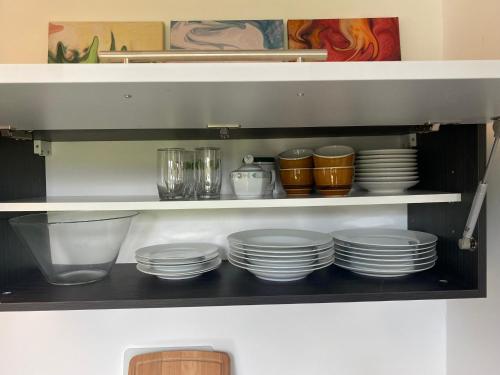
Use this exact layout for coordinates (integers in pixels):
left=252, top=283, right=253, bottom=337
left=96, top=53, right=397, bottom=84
left=230, top=155, right=273, bottom=199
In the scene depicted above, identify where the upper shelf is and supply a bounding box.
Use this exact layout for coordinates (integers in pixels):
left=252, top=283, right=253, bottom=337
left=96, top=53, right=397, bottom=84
left=1, top=60, right=500, bottom=131
left=0, top=191, right=461, bottom=212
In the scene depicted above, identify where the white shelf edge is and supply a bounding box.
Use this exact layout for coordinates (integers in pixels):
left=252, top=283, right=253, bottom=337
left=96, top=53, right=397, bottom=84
left=2, top=61, right=500, bottom=83
left=0, top=191, right=461, bottom=212
left=3, top=61, right=500, bottom=130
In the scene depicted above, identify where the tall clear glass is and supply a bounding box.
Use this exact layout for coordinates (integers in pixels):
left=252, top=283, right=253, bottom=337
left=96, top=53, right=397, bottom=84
left=195, top=147, right=222, bottom=199
left=157, top=148, right=186, bottom=200
left=183, top=150, right=195, bottom=199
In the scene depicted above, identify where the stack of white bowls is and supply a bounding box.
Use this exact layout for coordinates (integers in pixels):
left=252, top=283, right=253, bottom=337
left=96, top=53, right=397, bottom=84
left=135, top=243, right=221, bottom=280
left=227, top=229, right=334, bottom=282
left=355, top=149, right=419, bottom=193
left=332, top=228, right=438, bottom=278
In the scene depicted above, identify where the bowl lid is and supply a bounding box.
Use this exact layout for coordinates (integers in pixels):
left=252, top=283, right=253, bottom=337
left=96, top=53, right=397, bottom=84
left=232, top=155, right=271, bottom=176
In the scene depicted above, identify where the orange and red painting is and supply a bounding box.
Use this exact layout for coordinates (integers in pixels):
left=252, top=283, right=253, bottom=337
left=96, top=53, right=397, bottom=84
left=288, top=18, right=401, bottom=61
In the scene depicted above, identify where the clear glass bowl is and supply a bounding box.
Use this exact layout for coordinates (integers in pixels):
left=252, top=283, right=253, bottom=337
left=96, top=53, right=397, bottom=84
left=9, top=211, right=138, bottom=286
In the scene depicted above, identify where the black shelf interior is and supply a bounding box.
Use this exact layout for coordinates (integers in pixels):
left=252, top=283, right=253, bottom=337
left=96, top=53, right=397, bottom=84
left=0, top=262, right=479, bottom=311
left=0, top=124, right=486, bottom=311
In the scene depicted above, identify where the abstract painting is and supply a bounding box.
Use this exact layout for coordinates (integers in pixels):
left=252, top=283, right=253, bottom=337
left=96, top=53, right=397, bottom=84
left=48, top=22, right=164, bottom=63
left=170, top=20, right=284, bottom=50
left=288, top=18, right=401, bottom=61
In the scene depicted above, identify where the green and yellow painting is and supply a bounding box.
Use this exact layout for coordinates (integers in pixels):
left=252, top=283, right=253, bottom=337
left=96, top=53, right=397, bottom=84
left=48, top=22, right=164, bottom=63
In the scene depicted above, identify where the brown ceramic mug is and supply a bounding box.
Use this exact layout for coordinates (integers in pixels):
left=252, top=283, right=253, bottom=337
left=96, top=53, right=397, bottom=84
left=313, top=145, right=355, bottom=168
left=313, top=166, right=354, bottom=188
left=280, top=168, right=314, bottom=196
left=278, top=148, right=314, bottom=169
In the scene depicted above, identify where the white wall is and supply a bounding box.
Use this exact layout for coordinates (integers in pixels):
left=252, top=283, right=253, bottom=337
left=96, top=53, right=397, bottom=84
left=443, top=0, right=500, bottom=60
left=443, top=1, right=500, bottom=374
left=0, top=302, right=446, bottom=375
left=0, top=1, right=453, bottom=375
left=0, top=0, right=443, bottom=63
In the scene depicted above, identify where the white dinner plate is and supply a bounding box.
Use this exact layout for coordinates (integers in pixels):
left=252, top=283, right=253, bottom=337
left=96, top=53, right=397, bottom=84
left=229, top=255, right=334, bottom=282
left=358, top=149, right=418, bottom=156
left=335, top=249, right=437, bottom=263
left=332, top=228, right=438, bottom=248
left=355, top=162, right=417, bottom=168
left=136, top=258, right=222, bottom=280
left=229, top=250, right=323, bottom=262
left=228, top=229, right=332, bottom=248
left=356, top=171, right=418, bottom=177
left=137, top=256, right=221, bottom=273
left=356, top=158, right=417, bottom=165
left=335, top=247, right=436, bottom=259
left=355, top=167, right=418, bottom=173
left=135, top=252, right=219, bottom=265
left=142, top=266, right=220, bottom=280
left=229, top=247, right=334, bottom=263
left=137, top=254, right=220, bottom=272
left=229, top=241, right=333, bottom=254
left=228, top=253, right=334, bottom=271
left=335, top=253, right=437, bottom=268
left=230, top=245, right=333, bottom=257
left=357, top=155, right=417, bottom=161
left=230, top=249, right=334, bottom=267
left=136, top=256, right=220, bottom=272
left=356, top=176, right=419, bottom=182
left=248, top=256, right=315, bottom=268
left=135, top=243, right=219, bottom=263
left=334, top=248, right=436, bottom=260
left=334, top=242, right=436, bottom=253
left=334, top=258, right=435, bottom=274
left=357, top=180, right=419, bottom=193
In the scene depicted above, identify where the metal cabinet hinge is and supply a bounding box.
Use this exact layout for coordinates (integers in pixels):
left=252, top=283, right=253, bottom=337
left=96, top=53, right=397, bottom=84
left=34, top=140, right=51, bottom=157
left=402, top=133, right=418, bottom=148
left=415, top=123, right=441, bottom=134
left=0, top=125, right=33, bottom=141
left=207, top=123, right=241, bottom=140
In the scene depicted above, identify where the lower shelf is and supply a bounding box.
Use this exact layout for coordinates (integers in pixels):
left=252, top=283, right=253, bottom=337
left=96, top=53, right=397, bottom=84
left=0, top=262, right=482, bottom=311
left=0, top=191, right=461, bottom=212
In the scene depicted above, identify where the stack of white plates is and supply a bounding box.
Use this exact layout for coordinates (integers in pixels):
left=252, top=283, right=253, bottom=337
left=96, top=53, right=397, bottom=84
left=227, top=229, right=334, bottom=282
left=355, top=149, right=419, bottom=193
left=331, top=228, right=438, bottom=278
left=135, top=243, right=221, bottom=280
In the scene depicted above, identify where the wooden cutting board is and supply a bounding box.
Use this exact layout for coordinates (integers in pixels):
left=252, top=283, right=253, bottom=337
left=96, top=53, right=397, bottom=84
left=128, top=350, right=230, bottom=375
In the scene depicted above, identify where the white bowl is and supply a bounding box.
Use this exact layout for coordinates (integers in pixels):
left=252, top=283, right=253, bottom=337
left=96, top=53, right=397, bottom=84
left=247, top=255, right=316, bottom=268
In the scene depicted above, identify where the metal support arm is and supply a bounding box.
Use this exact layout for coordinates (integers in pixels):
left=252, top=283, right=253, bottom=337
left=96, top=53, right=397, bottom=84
left=459, top=119, right=500, bottom=250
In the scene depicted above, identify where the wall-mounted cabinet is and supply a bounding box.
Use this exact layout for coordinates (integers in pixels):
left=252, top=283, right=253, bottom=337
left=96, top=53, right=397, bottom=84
left=0, top=61, right=489, bottom=311
left=1, top=61, right=500, bottom=131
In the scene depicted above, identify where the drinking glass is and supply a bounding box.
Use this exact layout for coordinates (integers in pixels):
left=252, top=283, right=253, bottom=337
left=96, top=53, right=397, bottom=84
left=183, top=150, right=195, bottom=199
left=195, top=147, right=222, bottom=199
left=157, top=148, right=186, bottom=200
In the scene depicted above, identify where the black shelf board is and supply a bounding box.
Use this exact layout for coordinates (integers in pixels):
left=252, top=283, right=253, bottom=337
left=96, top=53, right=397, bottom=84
left=0, top=262, right=482, bottom=311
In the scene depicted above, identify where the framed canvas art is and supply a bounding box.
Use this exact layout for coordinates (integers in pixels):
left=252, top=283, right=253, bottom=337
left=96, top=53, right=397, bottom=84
left=170, top=20, right=284, bottom=50
left=48, top=22, right=164, bottom=63
left=288, top=18, right=401, bottom=61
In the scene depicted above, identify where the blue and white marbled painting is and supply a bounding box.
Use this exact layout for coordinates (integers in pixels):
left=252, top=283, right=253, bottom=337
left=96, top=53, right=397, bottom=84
left=170, top=20, right=284, bottom=50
